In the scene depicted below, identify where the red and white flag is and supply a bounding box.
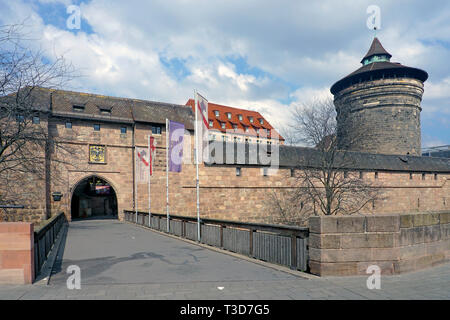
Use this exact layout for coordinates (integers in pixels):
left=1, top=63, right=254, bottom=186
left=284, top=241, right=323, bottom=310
left=195, top=92, right=209, bottom=163
left=136, top=147, right=150, bottom=183
left=149, top=136, right=156, bottom=176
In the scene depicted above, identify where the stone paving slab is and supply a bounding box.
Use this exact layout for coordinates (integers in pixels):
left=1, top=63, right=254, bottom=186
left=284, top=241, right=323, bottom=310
left=0, top=218, right=449, bottom=300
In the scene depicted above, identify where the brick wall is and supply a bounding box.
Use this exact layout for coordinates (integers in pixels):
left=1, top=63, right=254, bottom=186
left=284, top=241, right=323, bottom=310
left=308, top=212, right=450, bottom=276
left=2, top=112, right=449, bottom=225
left=0, top=223, right=34, bottom=284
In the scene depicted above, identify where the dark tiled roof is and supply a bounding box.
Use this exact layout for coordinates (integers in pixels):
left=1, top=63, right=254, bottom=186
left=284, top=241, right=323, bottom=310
left=361, top=37, right=392, bottom=63
left=330, top=61, right=428, bottom=95
left=51, top=90, right=134, bottom=123
left=208, top=142, right=450, bottom=173
left=134, top=100, right=194, bottom=130
left=330, top=38, right=428, bottom=95
left=25, top=88, right=195, bottom=129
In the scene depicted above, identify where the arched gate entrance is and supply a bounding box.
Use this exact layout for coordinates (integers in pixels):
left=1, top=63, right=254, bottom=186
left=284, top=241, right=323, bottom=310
left=71, top=176, right=118, bottom=220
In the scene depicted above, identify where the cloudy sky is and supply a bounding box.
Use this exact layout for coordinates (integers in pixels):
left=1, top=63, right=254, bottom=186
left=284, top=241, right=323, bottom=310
left=0, top=0, right=449, bottom=147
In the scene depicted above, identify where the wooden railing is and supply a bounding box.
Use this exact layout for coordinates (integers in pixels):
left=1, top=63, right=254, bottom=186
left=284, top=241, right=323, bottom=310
left=124, top=210, right=309, bottom=272
left=34, top=212, right=67, bottom=277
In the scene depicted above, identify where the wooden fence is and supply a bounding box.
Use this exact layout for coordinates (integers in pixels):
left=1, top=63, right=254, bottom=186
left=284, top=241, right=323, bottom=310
left=124, top=210, right=309, bottom=272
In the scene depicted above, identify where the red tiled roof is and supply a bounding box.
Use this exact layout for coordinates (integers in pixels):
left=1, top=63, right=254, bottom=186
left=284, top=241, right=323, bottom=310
left=185, top=99, right=284, bottom=141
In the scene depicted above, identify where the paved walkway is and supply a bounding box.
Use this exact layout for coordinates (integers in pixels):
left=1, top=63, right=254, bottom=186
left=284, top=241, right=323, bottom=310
left=0, top=218, right=449, bottom=300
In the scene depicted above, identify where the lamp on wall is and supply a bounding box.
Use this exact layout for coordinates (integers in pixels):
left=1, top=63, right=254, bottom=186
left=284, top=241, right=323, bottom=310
left=52, top=192, right=63, bottom=201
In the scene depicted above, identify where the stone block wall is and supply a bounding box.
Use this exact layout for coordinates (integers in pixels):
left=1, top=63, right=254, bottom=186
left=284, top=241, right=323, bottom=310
left=0, top=223, right=34, bottom=284
left=334, top=78, right=424, bottom=156
left=308, top=212, right=450, bottom=276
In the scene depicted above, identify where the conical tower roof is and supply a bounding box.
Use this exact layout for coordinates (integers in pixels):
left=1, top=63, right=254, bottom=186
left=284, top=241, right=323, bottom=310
left=360, top=37, right=392, bottom=63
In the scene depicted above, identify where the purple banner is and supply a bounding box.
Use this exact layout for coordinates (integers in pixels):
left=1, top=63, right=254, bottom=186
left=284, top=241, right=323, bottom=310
left=168, top=120, right=184, bottom=172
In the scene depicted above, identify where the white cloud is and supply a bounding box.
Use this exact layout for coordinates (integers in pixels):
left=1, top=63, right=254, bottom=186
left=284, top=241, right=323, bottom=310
left=0, top=0, right=449, bottom=143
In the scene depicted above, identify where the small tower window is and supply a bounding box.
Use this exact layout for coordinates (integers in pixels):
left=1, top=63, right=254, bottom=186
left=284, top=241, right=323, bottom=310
left=120, top=127, right=127, bottom=134
left=94, top=124, right=100, bottom=131
left=236, top=167, right=241, bottom=176
left=65, top=121, right=72, bottom=129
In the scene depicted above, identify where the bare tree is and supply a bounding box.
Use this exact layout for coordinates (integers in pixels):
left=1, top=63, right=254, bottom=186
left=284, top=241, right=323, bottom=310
left=268, top=97, right=382, bottom=222
left=0, top=23, right=75, bottom=218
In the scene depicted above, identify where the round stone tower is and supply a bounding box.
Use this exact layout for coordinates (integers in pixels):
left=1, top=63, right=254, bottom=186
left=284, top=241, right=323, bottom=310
left=330, top=37, right=428, bottom=156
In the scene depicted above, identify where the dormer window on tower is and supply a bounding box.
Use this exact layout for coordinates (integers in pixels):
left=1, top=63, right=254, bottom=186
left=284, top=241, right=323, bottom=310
left=214, top=110, right=219, bottom=117
left=238, top=114, right=243, bottom=121
left=248, top=116, right=254, bottom=123
left=226, top=112, right=232, bottom=119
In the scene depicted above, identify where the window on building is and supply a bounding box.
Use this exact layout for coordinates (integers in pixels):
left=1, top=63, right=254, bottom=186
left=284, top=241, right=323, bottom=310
left=256, top=128, right=259, bottom=134
left=410, top=173, right=413, bottom=180
left=359, top=171, right=364, bottom=179
left=434, top=174, right=438, bottom=180
left=152, top=126, right=161, bottom=134
left=73, top=105, right=85, bottom=112
left=233, top=124, right=238, bottom=130
left=32, top=116, right=40, bottom=124
left=422, top=173, right=426, bottom=180
left=209, top=120, right=213, bottom=127
left=267, top=129, right=271, bottom=136
left=65, top=121, right=72, bottom=129
left=259, top=118, right=264, bottom=125
left=344, top=171, right=348, bottom=178
left=94, top=124, right=100, bottom=131
left=290, top=168, right=295, bottom=177
left=236, top=167, right=241, bottom=176
left=120, top=127, right=127, bottom=134
left=248, top=116, right=253, bottom=123
left=263, top=167, right=268, bottom=176
left=214, top=110, right=219, bottom=117
left=16, top=115, right=24, bottom=122
left=374, top=172, right=378, bottom=179
left=244, top=126, right=249, bottom=133
left=238, top=114, right=243, bottom=121
left=100, top=108, right=111, bottom=114
left=226, top=112, right=232, bottom=119
left=221, top=122, right=226, bottom=129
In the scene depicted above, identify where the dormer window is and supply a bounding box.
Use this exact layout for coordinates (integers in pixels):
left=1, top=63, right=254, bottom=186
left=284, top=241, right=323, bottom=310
left=221, top=122, right=226, bottom=129
left=238, top=114, right=243, bottom=121
left=248, top=116, right=254, bottom=123
left=100, top=108, right=111, bottom=114
left=232, top=124, right=238, bottom=130
left=226, top=112, right=232, bottom=119
left=256, top=128, right=260, bottom=134
left=267, top=129, right=271, bottom=136
left=244, top=126, right=249, bottom=133
left=73, top=105, right=85, bottom=112
left=209, top=120, right=213, bottom=127
left=259, top=118, right=264, bottom=125
left=214, top=110, right=219, bottom=117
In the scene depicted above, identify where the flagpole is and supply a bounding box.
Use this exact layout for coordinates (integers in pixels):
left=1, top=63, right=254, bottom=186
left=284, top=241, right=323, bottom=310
left=148, top=134, right=151, bottom=228
left=166, top=118, right=170, bottom=233
left=194, top=90, right=201, bottom=242
left=135, top=146, right=138, bottom=224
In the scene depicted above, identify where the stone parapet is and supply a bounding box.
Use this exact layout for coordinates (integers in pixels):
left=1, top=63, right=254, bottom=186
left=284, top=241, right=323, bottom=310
left=308, top=211, right=450, bottom=276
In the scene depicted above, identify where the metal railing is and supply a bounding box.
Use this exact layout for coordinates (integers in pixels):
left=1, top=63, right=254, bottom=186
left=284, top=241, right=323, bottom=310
left=34, top=212, right=67, bottom=277
left=124, top=210, right=309, bottom=272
